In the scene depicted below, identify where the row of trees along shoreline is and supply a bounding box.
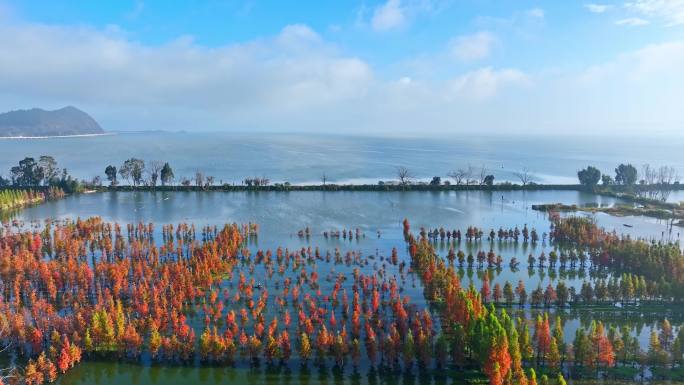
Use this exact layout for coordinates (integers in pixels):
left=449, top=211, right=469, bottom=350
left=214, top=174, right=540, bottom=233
left=1, top=157, right=681, bottom=198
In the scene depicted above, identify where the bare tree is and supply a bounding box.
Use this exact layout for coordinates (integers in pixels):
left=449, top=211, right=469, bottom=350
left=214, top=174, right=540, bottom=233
left=195, top=170, right=204, bottom=187
left=119, top=158, right=145, bottom=186
left=656, top=166, right=679, bottom=201
left=477, top=165, right=489, bottom=186
left=640, top=164, right=657, bottom=198
left=513, top=167, right=535, bottom=186
left=205, top=175, right=215, bottom=188
left=321, top=173, right=327, bottom=186
left=642, top=164, right=657, bottom=184
left=657, top=166, right=678, bottom=185
left=465, top=164, right=477, bottom=185
left=147, top=160, right=164, bottom=187
left=396, top=166, right=414, bottom=186
left=447, top=169, right=467, bottom=185
left=244, top=176, right=270, bottom=187
left=90, top=175, right=102, bottom=187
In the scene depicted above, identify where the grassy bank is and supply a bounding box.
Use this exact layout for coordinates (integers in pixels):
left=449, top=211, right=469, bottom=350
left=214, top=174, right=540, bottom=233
left=531, top=201, right=683, bottom=223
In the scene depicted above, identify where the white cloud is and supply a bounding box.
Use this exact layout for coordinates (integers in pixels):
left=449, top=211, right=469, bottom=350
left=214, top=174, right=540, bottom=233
left=585, top=3, right=612, bottom=13
left=371, top=0, right=406, bottom=31
left=625, top=0, right=684, bottom=26
left=449, top=31, right=497, bottom=61
left=0, top=22, right=373, bottom=129
left=474, top=8, right=546, bottom=39
left=448, top=68, right=530, bottom=101
left=276, top=24, right=323, bottom=48
left=368, top=0, right=450, bottom=31
left=538, top=41, right=684, bottom=135
left=1, top=19, right=683, bottom=137
left=615, top=17, right=650, bottom=25
left=579, top=41, right=684, bottom=82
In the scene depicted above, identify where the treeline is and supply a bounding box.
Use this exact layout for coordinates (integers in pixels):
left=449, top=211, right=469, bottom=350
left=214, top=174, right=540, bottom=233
left=5, top=156, right=683, bottom=195
left=550, top=217, right=684, bottom=286
left=421, top=225, right=541, bottom=244
left=0, top=156, right=82, bottom=194
left=101, top=159, right=503, bottom=189
left=104, top=183, right=583, bottom=192
left=482, top=273, right=674, bottom=309
left=0, top=187, right=64, bottom=212
left=577, top=163, right=681, bottom=201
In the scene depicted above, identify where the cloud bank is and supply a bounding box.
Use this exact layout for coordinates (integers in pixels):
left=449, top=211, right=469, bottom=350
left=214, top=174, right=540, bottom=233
left=0, top=18, right=683, bottom=136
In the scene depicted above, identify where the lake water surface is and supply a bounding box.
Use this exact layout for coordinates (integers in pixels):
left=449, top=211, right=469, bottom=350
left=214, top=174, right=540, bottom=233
left=2, top=132, right=683, bottom=187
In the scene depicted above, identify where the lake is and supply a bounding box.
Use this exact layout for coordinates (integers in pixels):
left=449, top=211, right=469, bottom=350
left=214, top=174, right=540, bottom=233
left=2, top=132, right=683, bottom=187
left=13, top=190, right=679, bottom=242
left=5, top=190, right=682, bottom=384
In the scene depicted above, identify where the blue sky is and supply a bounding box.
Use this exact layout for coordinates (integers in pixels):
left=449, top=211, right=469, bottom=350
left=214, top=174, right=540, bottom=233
left=1, top=0, right=684, bottom=136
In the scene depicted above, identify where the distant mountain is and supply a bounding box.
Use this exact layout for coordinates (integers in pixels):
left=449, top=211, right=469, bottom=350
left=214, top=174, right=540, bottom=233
left=0, top=106, right=104, bottom=137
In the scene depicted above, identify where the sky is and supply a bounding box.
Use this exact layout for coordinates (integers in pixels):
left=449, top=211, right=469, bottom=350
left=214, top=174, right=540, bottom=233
left=1, top=0, right=683, bottom=136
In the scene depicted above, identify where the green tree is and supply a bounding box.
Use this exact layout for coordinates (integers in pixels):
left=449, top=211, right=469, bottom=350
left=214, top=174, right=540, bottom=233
left=161, top=162, right=174, bottom=186
left=503, top=281, right=514, bottom=306
left=38, top=155, right=59, bottom=185
left=615, top=163, right=638, bottom=186
left=574, top=328, right=591, bottom=367
left=648, top=329, right=666, bottom=367
left=577, top=166, right=601, bottom=189
left=620, top=326, right=632, bottom=364
left=403, top=330, right=415, bottom=369
left=105, top=165, right=117, bottom=186
left=10, top=157, right=43, bottom=186
left=119, top=158, right=145, bottom=186
left=540, top=374, right=549, bottom=385
left=147, top=161, right=164, bottom=187
left=518, top=319, right=534, bottom=362
left=548, top=337, right=561, bottom=371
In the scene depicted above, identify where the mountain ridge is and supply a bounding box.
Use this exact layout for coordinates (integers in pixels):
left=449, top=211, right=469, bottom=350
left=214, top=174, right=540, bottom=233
left=0, top=106, right=104, bottom=137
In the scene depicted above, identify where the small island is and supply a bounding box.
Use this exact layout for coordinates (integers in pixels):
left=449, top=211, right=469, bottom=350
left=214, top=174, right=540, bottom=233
left=0, top=106, right=105, bottom=138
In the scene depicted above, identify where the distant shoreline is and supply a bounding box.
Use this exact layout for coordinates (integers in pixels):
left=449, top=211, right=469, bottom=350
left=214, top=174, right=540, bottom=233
left=0, top=132, right=114, bottom=139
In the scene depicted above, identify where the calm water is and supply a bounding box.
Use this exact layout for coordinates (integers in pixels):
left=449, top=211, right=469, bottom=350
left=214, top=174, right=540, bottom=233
left=57, top=360, right=464, bottom=385
left=1, top=132, right=683, bottom=186
left=13, top=190, right=678, bottom=243
left=7, top=190, right=682, bottom=384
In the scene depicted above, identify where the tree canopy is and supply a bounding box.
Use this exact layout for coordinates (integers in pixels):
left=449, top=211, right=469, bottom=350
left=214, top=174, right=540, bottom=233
left=577, top=166, right=601, bottom=188
left=615, top=163, right=638, bottom=186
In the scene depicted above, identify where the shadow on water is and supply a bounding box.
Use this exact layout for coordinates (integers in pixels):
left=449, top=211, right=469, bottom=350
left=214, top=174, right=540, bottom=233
left=55, top=360, right=484, bottom=385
